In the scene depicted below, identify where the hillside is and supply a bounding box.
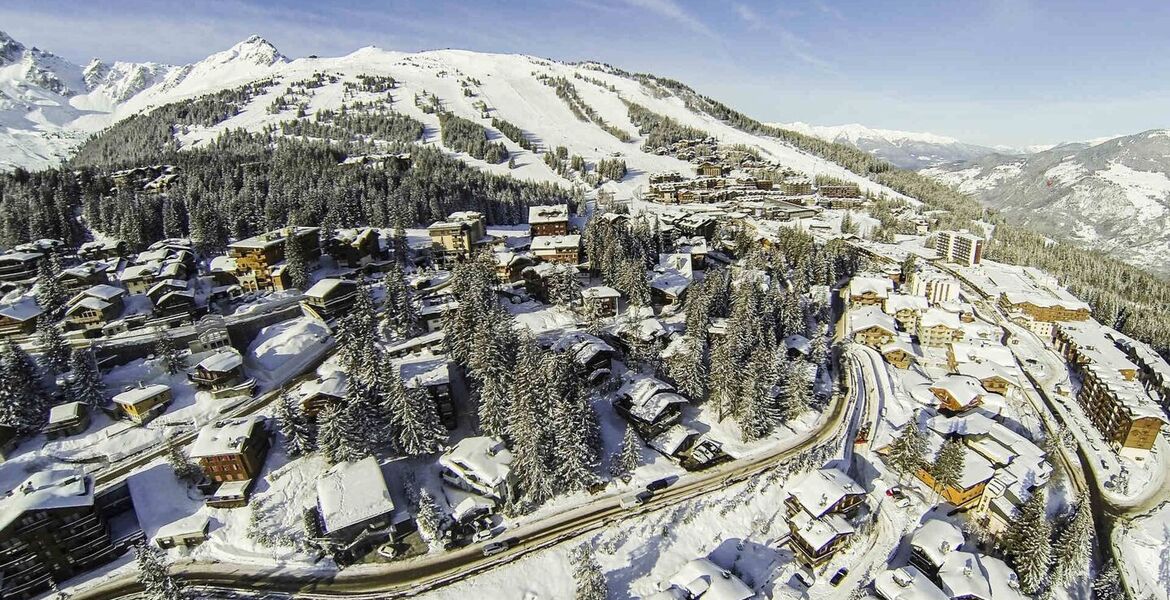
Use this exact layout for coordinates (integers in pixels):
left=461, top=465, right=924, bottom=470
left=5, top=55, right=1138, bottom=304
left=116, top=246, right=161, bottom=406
left=923, top=130, right=1170, bottom=273
left=775, top=121, right=1007, bottom=169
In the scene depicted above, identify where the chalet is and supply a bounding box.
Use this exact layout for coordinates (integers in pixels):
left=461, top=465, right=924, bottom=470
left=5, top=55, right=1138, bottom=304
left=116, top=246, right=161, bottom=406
left=397, top=356, right=458, bottom=430
left=674, top=237, right=709, bottom=270
left=551, top=331, right=615, bottom=385
left=188, top=315, right=233, bottom=355
left=78, top=239, right=128, bottom=261
left=57, top=264, right=110, bottom=293
left=998, top=291, right=1090, bottom=324
left=119, top=264, right=158, bottom=295
left=650, top=558, right=753, bottom=600
left=530, top=235, right=581, bottom=264
left=302, top=278, right=360, bottom=321
left=43, top=402, right=89, bottom=439
left=614, top=376, right=689, bottom=438
left=439, top=436, right=516, bottom=503
left=675, top=214, right=718, bottom=240
left=64, top=285, right=126, bottom=332
left=0, top=251, right=42, bottom=283
left=190, top=417, right=270, bottom=504
left=315, top=456, right=398, bottom=553
left=493, top=251, right=534, bottom=283
left=155, top=514, right=211, bottom=549
left=918, top=309, right=965, bottom=348
left=845, top=275, right=894, bottom=307
left=521, top=262, right=574, bottom=304
left=907, top=518, right=966, bottom=578
left=302, top=371, right=348, bottom=417
left=650, top=255, right=692, bottom=306
left=881, top=341, right=917, bottom=369
left=528, top=204, right=571, bottom=236
left=153, top=290, right=196, bottom=319
left=428, top=211, right=488, bottom=266
left=883, top=294, right=929, bottom=333
left=0, top=469, right=142, bottom=600
left=0, top=301, right=41, bottom=338
left=326, top=227, right=382, bottom=268
left=846, top=306, right=897, bottom=349
left=929, top=374, right=987, bottom=413
left=112, top=383, right=172, bottom=425
left=146, top=279, right=188, bottom=305
left=784, top=468, right=866, bottom=567
left=227, top=227, right=321, bottom=292
left=695, top=161, right=725, bottom=178
left=189, top=349, right=248, bottom=392
left=914, top=430, right=996, bottom=507
left=418, top=296, right=459, bottom=333
left=581, top=285, right=620, bottom=318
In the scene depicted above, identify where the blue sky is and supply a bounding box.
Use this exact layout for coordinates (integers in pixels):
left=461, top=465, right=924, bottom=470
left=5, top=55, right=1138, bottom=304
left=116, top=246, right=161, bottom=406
left=2, top=0, right=1167, bottom=147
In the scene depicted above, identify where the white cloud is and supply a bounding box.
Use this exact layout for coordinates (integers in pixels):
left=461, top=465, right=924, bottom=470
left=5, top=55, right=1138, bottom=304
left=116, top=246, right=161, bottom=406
left=621, top=0, right=720, bottom=40
left=812, top=0, right=845, bottom=21
left=733, top=3, right=765, bottom=30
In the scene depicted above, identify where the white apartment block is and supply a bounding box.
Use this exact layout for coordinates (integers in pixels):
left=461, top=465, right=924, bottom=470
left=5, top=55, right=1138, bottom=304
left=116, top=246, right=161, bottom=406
left=934, top=230, right=985, bottom=266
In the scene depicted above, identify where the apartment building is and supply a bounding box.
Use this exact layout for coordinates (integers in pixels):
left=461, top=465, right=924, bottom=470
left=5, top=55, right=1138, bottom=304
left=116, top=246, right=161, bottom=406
left=427, top=211, right=488, bottom=265
left=933, top=230, right=984, bottom=266
left=1054, top=322, right=1166, bottom=452
left=998, top=291, right=1091, bottom=325
left=227, top=227, right=321, bottom=292
left=528, top=204, right=570, bottom=237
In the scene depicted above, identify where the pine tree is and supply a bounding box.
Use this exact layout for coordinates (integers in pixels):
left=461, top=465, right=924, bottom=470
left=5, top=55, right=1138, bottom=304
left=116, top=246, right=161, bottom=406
left=1092, top=560, right=1125, bottom=600
left=929, top=438, right=966, bottom=501
left=416, top=488, right=447, bottom=552
left=570, top=544, right=608, bottom=600
left=1007, top=488, right=1053, bottom=595
left=283, top=229, right=311, bottom=290
left=665, top=335, right=707, bottom=402
left=153, top=330, right=185, bottom=375
left=610, top=424, right=641, bottom=482
left=0, top=341, right=48, bottom=434
left=165, top=440, right=201, bottom=483
left=507, top=340, right=556, bottom=503
left=36, top=316, right=70, bottom=374
left=886, top=419, right=928, bottom=482
left=336, top=287, right=379, bottom=386
left=1050, top=495, right=1093, bottom=588
left=549, top=353, right=599, bottom=491
left=135, top=543, right=185, bottom=600
left=549, top=267, right=580, bottom=308
left=388, top=374, right=446, bottom=456
left=316, top=404, right=345, bottom=465
left=707, top=337, right=737, bottom=421
left=382, top=262, right=418, bottom=337
left=778, top=358, right=812, bottom=421
left=470, top=313, right=515, bottom=437
left=739, top=346, right=779, bottom=442
left=35, top=255, right=67, bottom=318
left=329, top=382, right=377, bottom=464
left=68, top=346, right=105, bottom=407
left=275, top=392, right=315, bottom=457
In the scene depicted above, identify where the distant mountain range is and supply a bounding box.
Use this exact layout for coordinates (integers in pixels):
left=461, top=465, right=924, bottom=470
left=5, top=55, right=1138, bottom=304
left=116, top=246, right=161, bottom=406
left=923, top=130, right=1170, bottom=273
left=0, top=30, right=286, bottom=170
left=773, top=121, right=1013, bottom=169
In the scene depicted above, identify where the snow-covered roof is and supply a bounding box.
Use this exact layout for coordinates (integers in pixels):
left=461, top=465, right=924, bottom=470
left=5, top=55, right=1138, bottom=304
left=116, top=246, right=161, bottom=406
left=938, top=551, right=996, bottom=600
left=667, top=558, right=754, bottom=600
left=582, top=285, right=621, bottom=300
left=948, top=342, right=1016, bottom=368
left=649, top=425, right=699, bottom=456
left=440, top=436, right=514, bottom=488
left=155, top=513, right=210, bottom=542
left=228, top=226, right=319, bottom=250
left=920, top=308, right=962, bottom=330
left=884, top=294, right=929, bottom=314
left=48, top=401, right=85, bottom=424
left=551, top=331, right=615, bottom=364
left=120, top=264, right=158, bottom=281
left=197, top=349, right=243, bottom=373
left=787, top=468, right=862, bottom=518
left=112, top=383, right=170, bottom=408
left=874, top=566, right=948, bottom=600
left=528, top=204, right=569, bottom=224
left=923, top=431, right=997, bottom=489
left=209, top=255, right=237, bottom=273
left=650, top=270, right=692, bottom=299
left=530, top=235, right=581, bottom=252
left=909, top=519, right=965, bottom=569
left=848, top=306, right=897, bottom=336
left=784, top=334, right=811, bottom=355
left=1057, top=321, right=1167, bottom=421
left=929, top=374, right=985, bottom=407
left=397, top=355, right=451, bottom=388
left=1000, top=291, right=1089, bottom=312
left=0, top=469, right=94, bottom=532
left=304, top=278, right=354, bottom=299
left=317, top=456, right=395, bottom=534
left=146, top=278, right=189, bottom=297
left=847, top=275, right=893, bottom=299
left=790, top=510, right=854, bottom=553
left=0, top=300, right=41, bottom=322
left=65, top=296, right=110, bottom=315
left=189, top=416, right=262, bottom=458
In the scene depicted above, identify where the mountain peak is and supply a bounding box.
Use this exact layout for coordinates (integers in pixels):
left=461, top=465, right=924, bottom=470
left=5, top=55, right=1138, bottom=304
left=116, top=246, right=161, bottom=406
left=0, top=30, right=26, bottom=65
left=219, top=35, right=288, bottom=66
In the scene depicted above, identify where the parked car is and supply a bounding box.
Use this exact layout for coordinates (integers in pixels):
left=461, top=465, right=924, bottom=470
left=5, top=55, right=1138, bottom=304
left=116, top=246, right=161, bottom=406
left=792, top=568, right=815, bottom=589
left=473, top=527, right=498, bottom=543
left=646, top=478, right=673, bottom=492
left=482, top=538, right=516, bottom=556
left=830, top=567, right=849, bottom=586
left=620, top=490, right=652, bottom=509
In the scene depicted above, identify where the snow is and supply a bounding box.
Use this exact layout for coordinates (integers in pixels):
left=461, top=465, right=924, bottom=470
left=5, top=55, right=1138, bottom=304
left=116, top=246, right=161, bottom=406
left=0, top=468, right=92, bottom=531
left=188, top=416, right=262, bottom=458
left=1095, top=161, right=1170, bottom=218
left=316, top=455, right=395, bottom=534
left=245, top=316, right=334, bottom=387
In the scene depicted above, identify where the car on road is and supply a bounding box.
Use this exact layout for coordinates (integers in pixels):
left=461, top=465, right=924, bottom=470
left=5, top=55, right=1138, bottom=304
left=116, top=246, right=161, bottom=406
left=482, top=538, right=516, bottom=556
left=646, top=477, right=673, bottom=492
left=830, top=567, right=849, bottom=586
left=620, top=490, right=652, bottom=509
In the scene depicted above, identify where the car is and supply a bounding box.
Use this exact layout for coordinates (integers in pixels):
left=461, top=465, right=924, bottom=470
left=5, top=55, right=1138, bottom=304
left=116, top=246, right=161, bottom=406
left=646, top=478, right=673, bottom=492
left=830, top=567, right=849, bottom=586
left=376, top=543, right=399, bottom=559
left=473, top=527, right=497, bottom=543
left=792, top=568, right=815, bottom=589
left=482, top=538, right=514, bottom=556
left=619, top=490, right=652, bottom=509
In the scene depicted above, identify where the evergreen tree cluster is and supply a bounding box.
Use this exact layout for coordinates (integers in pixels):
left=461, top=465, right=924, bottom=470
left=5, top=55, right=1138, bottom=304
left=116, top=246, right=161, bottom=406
left=538, top=75, right=632, bottom=142
left=279, top=108, right=424, bottom=145
left=490, top=118, right=536, bottom=151
left=438, top=112, right=509, bottom=164
left=596, top=158, right=627, bottom=182
left=0, top=341, right=49, bottom=434
left=623, top=100, right=709, bottom=150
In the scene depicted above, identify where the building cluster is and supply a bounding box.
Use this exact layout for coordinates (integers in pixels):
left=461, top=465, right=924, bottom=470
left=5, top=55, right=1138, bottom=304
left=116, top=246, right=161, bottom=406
left=876, top=516, right=1026, bottom=600
left=1053, top=321, right=1166, bottom=453
left=784, top=467, right=867, bottom=567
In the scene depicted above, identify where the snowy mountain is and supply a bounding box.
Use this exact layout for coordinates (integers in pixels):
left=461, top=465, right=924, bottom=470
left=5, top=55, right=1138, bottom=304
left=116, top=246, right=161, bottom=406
left=0, top=31, right=289, bottom=171
left=774, top=121, right=1007, bottom=169
left=0, top=33, right=909, bottom=204
left=923, top=129, right=1170, bottom=273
